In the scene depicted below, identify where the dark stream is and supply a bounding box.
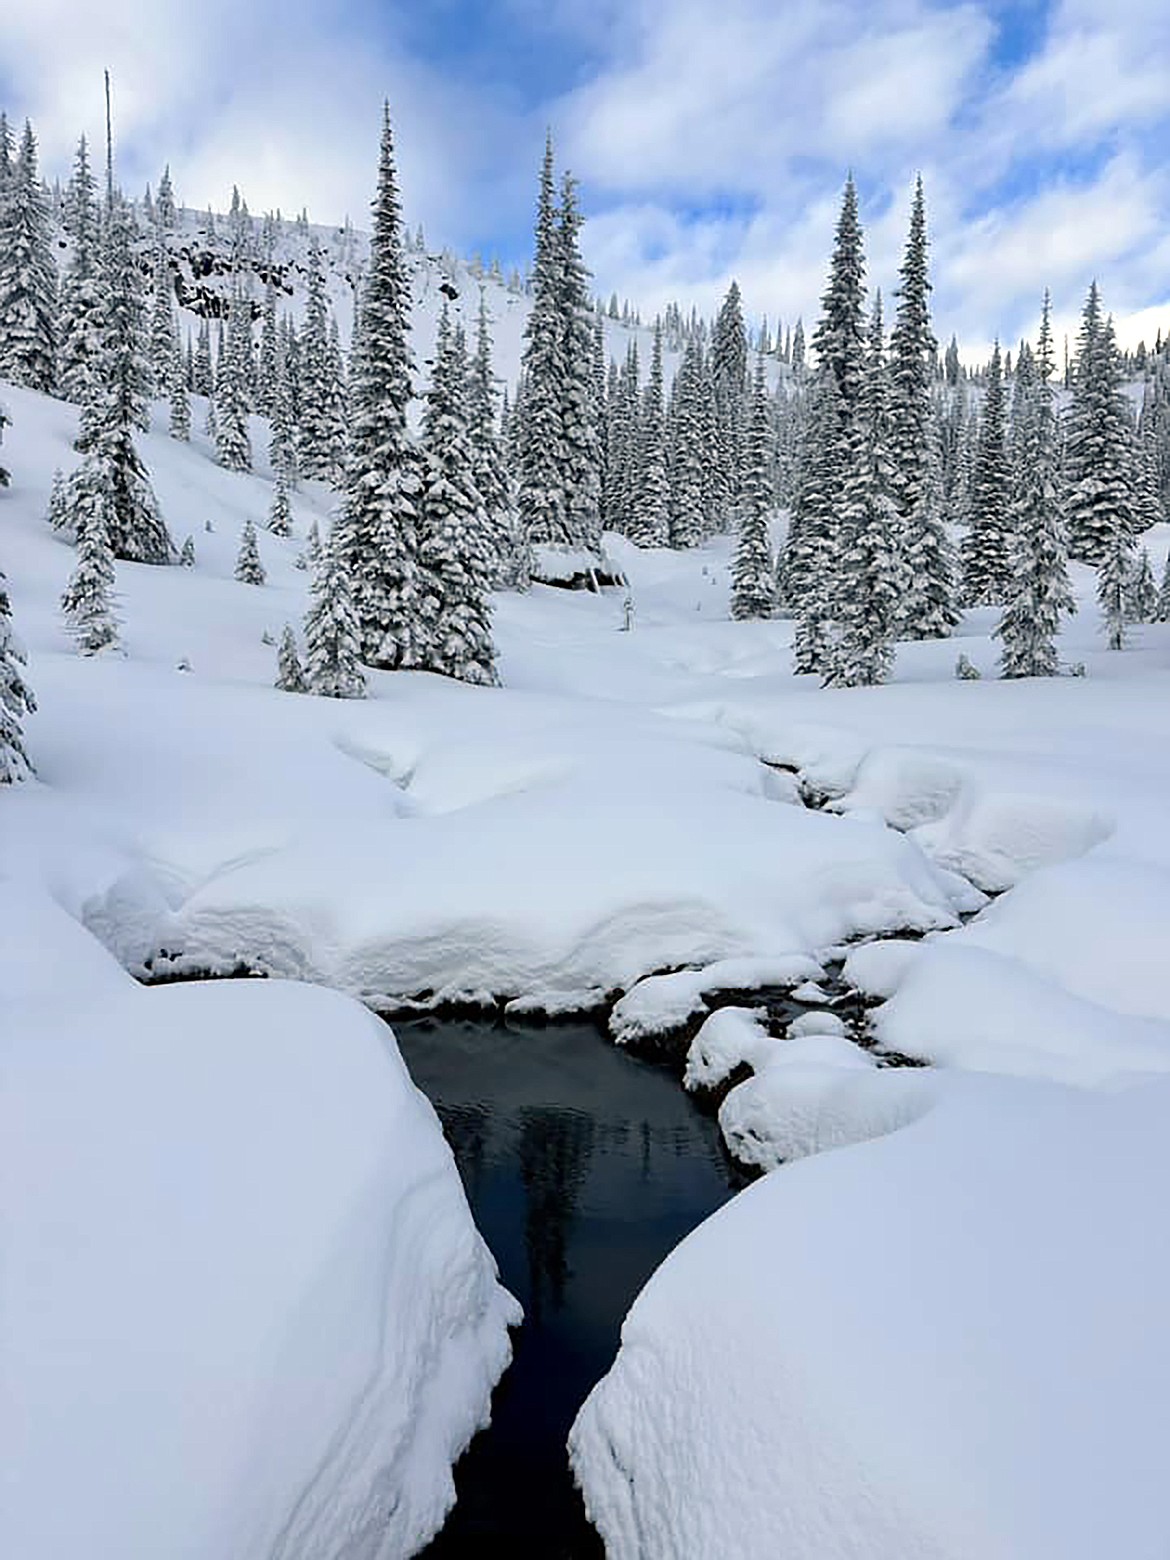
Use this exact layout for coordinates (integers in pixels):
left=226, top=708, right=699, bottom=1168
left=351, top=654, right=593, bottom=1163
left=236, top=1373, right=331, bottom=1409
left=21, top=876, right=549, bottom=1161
left=393, top=1015, right=747, bottom=1558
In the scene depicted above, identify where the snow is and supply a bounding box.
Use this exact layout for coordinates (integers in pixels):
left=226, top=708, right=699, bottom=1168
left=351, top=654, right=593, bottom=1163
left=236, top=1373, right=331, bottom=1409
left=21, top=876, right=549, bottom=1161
left=1, top=885, right=519, bottom=1560
left=6, top=350, right=1170, bottom=1559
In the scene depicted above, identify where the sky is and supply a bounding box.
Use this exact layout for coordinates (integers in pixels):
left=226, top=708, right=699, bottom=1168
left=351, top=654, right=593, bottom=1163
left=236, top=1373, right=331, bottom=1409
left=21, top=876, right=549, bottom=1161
left=2, top=0, right=1169, bottom=360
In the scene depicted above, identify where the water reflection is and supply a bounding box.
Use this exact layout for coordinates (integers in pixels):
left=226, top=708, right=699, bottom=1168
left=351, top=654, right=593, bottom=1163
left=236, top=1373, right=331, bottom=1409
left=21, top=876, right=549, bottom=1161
left=395, top=1016, right=744, bottom=1558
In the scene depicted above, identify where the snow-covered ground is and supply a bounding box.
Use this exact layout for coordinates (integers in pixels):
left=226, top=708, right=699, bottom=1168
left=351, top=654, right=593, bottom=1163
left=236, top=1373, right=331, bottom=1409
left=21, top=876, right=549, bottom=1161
left=6, top=372, right=1170, bottom=1556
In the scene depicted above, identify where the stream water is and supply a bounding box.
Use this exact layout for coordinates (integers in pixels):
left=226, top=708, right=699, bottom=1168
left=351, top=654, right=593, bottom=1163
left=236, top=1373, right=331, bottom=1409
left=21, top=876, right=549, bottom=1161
left=394, top=1014, right=748, bottom=1558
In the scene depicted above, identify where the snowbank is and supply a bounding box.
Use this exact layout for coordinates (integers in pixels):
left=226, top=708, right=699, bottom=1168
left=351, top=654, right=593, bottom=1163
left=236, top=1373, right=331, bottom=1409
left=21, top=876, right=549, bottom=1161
left=2, top=885, right=519, bottom=1560
left=571, top=1072, right=1170, bottom=1559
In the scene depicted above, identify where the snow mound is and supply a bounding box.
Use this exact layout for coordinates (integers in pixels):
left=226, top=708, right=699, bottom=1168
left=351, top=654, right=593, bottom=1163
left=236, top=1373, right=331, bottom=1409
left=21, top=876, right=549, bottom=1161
left=683, top=1005, right=775, bottom=1091
left=571, top=1073, right=1170, bottom=1559
left=841, top=936, right=926, bottom=999
left=609, top=953, right=823, bottom=1045
left=832, top=745, right=966, bottom=831
left=915, top=785, right=1112, bottom=893
left=2, top=885, right=519, bottom=1560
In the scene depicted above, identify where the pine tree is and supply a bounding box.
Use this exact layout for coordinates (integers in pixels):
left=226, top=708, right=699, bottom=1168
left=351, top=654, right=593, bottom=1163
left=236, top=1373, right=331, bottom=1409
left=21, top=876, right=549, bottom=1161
left=889, top=177, right=957, bottom=638
left=234, top=517, right=265, bottom=584
left=466, top=288, right=514, bottom=585
left=557, top=172, right=603, bottom=557
left=268, top=472, right=292, bottom=537
left=168, top=338, right=190, bottom=439
left=996, top=295, right=1074, bottom=678
left=192, top=317, right=214, bottom=396
left=179, top=535, right=195, bottom=566
left=416, top=305, right=498, bottom=683
left=71, top=189, right=173, bottom=565
left=256, top=266, right=279, bottom=416
left=148, top=235, right=177, bottom=396
left=297, top=245, right=345, bottom=482
left=155, top=166, right=176, bottom=234
left=730, top=356, right=776, bottom=620
left=629, top=320, right=669, bottom=546
left=304, top=527, right=366, bottom=697
left=57, top=135, right=103, bottom=405
left=783, top=372, right=841, bottom=668
left=0, top=119, right=57, bottom=391
left=709, top=281, right=748, bottom=530
left=668, top=335, right=708, bottom=548
left=1157, top=548, right=1170, bottom=623
left=215, top=280, right=253, bottom=471
left=60, top=474, right=120, bottom=653
left=1064, top=284, right=1138, bottom=564
left=275, top=623, right=308, bottom=692
left=0, top=562, right=36, bottom=781
left=268, top=317, right=299, bottom=485
left=1125, top=546, right=1158, bottom=622
left=341, top=104, right=424, bottom=668
left=1097, top=515, right=1135, bottom=650
left=962, top=341, right=1012, bottom=604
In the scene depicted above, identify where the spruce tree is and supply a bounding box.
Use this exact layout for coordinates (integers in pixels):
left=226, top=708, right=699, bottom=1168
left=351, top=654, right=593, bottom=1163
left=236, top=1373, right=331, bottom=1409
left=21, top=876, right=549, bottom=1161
left=57, top=135, right=103, bottom=406
left=0, top=562, right=36, bottom=781
left=179, top=535, right=195, bottom=567
left=297, top=245, right=345, bottom=482
left=234, top=517, right=265, bottom=584
left=155, top=166, right=176, bottom=234
left=730, top=356, right=776, bottom=620
left=417, top=304, right=498, bottom=683
left=168, top=338, right=190, bottom=440
left=466, top=288, right=514, bottom=585
left=60, top=477, right=120, bottom=654
left=1064, top=284, right=1137, bottom=564
left=629, top=320, right=669, bottom=546
left=668, top=335, right=708, bottom=548
left=961, top=341, right=1012, bottom=604
left=275, top=624, right=308, bottom=692
left=1098, top=514, right=1135, bottom=650
left=826, top=291, right=901, bottom=686
left=1126, top=547, right=1158, bottom=622
left=256, top=267, right=279, bottom=417
left=783, top=372, right=841, bottom=669
left=557, top=172, right=603, bottom=557
left=890, top=177, right=957, bottom=638
left=268, top=472, right=292, bottom=536
left=71, top=189, right=173, bottom=564
left=192, top=317, right=214, bottom=397
left=215, top=280, right=253, bottom=471
left=304, top=527, right=366, bottom=697
left=0, top=119, right=57, bottom=392
left=709, top=281, right=748, bottom=530
left=341, top=103, right=424, bottom=668
left=148, top=236, right=177, bottom=397
left=996, top=296, right=1074, bottom=678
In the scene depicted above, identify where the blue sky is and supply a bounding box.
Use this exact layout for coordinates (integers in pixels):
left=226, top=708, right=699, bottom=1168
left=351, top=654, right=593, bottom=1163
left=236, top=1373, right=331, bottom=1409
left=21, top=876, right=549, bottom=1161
left=3, top=0, right=1169, bottom=356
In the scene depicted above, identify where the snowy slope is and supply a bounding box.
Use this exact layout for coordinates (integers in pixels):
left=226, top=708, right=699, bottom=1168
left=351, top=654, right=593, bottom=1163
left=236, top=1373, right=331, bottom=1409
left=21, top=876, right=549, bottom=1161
left=7, top=351, right=1170, bottom=1558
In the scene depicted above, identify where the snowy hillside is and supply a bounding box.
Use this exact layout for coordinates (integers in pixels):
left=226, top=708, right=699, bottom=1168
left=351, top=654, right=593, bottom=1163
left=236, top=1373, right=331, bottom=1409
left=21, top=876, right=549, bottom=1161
left=6, top=352, right=1170, bottom=1555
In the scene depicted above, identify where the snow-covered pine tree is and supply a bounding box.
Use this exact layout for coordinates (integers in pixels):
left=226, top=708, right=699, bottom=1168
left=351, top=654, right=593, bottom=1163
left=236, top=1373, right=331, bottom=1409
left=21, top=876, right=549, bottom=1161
left=889, top=177, right=957, bottom=639
left=0, top=561, right=36, bottom=781
left=556, top=172, right=602, bottom=559
left=995, top=294, right=1074, bottom=678
left=234, top=517, right=265, bottom=584
left=275, top=623, right=308, bottom=692
left=256, top=266, right=279, bottom=416
left=603, top=340, right=640, bottom=533
left=148, top=234, right=177, bottom=397
left=57, top=134, right=103, bottom=406
left=1126, top=546, right=1158, bottom=622
left=297, top=244, right=345, bottom=483
left=730, top=355, right=776, bottom=620
left=782, top=371, right=841, bottom=669
left=961, top=341, right=1012, bottom=604
left=1064, top=284, right=1137, bottom=565
left=628, top=320, right=669, bottom=547
left=215, top=280, right=253, bottom=471
left=267, top=471, right=292, bottom=537
left=303, top=526, right=366, bottom=698
left=168, top=337, right=190, bottom=440
left=709, top=281, right=748, bottom=531
left=1097, top=511, right=1135, bottom=650
left=155, top=166, right=175, bottom=234
left=466, top=288, right=514, bottom=585
left=60, top=470, right=120, bottom=653
left=72, top=188, right=173, bottom=564
left=825, top=291, right=902, bottom=686
left=192, top=317, right=213, bottom=397
left=0, top=119, right=57, bottom=391
left=340, top=103, right=424, bottom=668
left=668, top=335, right=708, bottom=548
left=179, top=535, right=195, bottom=566
left=416, top=303, right=498, bottom=684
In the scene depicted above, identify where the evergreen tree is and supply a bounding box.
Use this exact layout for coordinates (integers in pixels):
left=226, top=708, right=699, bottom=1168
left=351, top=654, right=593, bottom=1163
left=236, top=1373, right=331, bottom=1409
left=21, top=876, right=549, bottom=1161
left=961, top=341, right=1012, bottom=604
left=267, top=472, right=292, bottom=536
left=1157, top=548, right=1170, bottom=623
left=297, top=245, right=345, bottom=482
left=179, top=535, right=195, bottom=566
left=889, top=177, right=957, bottom=638
left=0, top=562, right=36, bottom=781
left=256, top=266, right=279, bottom=416
left=1126, top=546, right=1158, bottom=623
left=71, top=191, right=173, bottom=564
left=556, top=172, right=602, bottom=556
left=730, top=356, right=776, bottom=620
left=192, top=317, right=214, bottom=397
left=155, top=166, right=176, bottom=233
left=668, top=335, right=708, bottom=548
left=466, top=288, right=514, bottom=585
left=234, top=517, right=265, bottom=584
left=628, top=320, right=669, bottom=546
left=0, top=119, right=57, bottom=391
left=57, top=135, right=103, bottom=406
left=304, top=527, right=366, bottom=697
left=168, top=338, right=190, bottom=440
left=996, top=296, right=1074, bottom=678
left=417, top=304, right=498, bottom=683
left=148, top=235, right=176, bottom=396
left=60, top=476, right=120, bottom=653
left=268, top=325, right=299, bottom=485
left=709, top=281, right=748, bottom=529
left=783, top=372, right=841, bottom=670
left=275, top=623, right=308, bottom=692
left=215, top=280, right=253, bottom=471
left=341, top=103, right=424, bottom=668
left=1097, top=513, right=1135, bottom=650
left=1064, top=284, right=1137, bottom=564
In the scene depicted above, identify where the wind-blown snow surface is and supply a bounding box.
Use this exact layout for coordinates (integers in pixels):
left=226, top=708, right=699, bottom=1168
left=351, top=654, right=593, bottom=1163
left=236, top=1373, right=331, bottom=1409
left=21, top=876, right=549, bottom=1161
left=6, top=371, right=1170, bottom=1558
